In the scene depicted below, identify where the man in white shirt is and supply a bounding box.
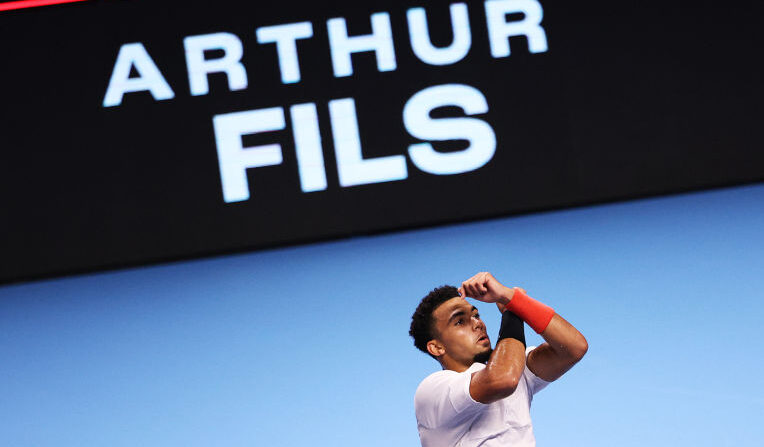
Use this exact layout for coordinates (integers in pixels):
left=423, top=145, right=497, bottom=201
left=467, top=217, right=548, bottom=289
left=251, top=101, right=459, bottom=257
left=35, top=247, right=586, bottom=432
left=410, top=272, right=588, bottom=446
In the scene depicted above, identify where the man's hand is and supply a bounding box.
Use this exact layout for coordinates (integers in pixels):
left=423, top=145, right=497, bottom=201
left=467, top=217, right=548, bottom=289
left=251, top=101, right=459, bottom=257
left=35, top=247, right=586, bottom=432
left=458, top=272, right=515, bottom=307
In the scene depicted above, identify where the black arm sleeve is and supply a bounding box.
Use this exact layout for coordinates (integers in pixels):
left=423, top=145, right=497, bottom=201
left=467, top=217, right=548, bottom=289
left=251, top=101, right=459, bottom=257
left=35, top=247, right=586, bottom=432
left=498, top=310, right=526, bottom=347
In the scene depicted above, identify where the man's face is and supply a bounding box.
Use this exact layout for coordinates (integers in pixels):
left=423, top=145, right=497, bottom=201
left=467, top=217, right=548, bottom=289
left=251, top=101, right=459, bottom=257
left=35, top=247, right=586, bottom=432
left=430, top=297, right=491, bottom=366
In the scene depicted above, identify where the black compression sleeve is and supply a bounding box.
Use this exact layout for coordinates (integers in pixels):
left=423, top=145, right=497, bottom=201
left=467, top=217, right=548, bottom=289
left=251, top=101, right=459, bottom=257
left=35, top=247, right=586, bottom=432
left=498, top=310, right=526, bottom=347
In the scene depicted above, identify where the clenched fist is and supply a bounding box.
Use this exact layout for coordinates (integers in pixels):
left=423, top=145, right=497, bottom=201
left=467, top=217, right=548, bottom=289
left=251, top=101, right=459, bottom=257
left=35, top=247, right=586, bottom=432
left=458, top=272, right=516, bottom=307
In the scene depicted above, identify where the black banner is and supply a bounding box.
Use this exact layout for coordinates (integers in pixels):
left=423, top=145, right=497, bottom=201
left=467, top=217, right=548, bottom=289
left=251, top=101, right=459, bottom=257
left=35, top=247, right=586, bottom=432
left=2, top=0, right=763, bottom=283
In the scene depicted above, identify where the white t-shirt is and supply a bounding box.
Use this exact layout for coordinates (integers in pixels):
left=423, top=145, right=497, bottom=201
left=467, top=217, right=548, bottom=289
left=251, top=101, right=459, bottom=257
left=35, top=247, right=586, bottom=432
left=414, top=347, right=549, bottom=447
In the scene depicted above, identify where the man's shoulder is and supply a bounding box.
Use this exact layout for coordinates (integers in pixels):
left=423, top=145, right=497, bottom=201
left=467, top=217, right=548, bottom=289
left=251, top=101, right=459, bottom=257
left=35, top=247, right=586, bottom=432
left=415, top=370, right=454, bottom=403
left=415, top=369, right=456, bottom=394
left=415, top=364, right=485, bottom=403
left=414, top=364, right=487, bottom=430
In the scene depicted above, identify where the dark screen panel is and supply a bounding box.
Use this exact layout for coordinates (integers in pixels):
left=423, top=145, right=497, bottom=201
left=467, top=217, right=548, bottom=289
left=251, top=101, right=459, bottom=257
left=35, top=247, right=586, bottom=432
left=2, top=0, right=762, bottom=283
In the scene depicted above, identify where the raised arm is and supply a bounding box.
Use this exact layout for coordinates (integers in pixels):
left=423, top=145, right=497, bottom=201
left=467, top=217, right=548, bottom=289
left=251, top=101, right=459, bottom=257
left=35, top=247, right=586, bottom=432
left=457, top=273, right=527, bottom=404
left=498, top=288, right=588, bottom=382
left=527, top=314, right=588, bottom=382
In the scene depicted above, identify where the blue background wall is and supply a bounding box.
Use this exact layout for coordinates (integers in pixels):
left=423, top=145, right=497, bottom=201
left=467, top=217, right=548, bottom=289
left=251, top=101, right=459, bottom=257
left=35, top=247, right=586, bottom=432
left=2, top=184, right=763, bottom=446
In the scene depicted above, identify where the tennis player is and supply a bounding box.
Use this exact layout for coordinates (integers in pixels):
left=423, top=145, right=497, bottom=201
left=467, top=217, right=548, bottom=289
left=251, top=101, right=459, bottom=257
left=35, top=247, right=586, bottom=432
left=409, top=272, right=587, bottom=446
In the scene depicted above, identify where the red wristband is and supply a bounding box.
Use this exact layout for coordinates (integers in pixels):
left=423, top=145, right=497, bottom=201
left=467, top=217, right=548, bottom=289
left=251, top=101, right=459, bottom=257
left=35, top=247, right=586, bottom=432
left=505, top=288, right=555, bottom=334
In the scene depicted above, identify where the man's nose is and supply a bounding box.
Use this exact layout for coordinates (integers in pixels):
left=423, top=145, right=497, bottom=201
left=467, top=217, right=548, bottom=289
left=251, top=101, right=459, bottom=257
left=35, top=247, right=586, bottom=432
left=473, top=316, right=485, bottom=331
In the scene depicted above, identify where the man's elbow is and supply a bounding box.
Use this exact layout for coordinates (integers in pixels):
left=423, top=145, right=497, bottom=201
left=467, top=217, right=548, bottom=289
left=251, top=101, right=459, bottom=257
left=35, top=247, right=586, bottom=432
left=570, top=334, right=588, bottom=362
left=482, top=373, right=521, bottom=402
left=494, top=376, right=520, bottom=400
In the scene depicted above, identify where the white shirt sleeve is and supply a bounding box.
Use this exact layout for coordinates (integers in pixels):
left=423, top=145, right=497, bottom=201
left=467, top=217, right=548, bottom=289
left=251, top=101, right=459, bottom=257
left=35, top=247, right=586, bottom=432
left=524, top=346, right=551, bottom=396
left=414, top=367, right=485, bottom=429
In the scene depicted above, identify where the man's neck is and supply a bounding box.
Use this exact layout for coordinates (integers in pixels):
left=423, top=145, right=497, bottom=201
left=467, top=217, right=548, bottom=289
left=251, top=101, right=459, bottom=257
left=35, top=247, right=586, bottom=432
left=440, top=357, right=472, bottom=373
left=440, top=350, right=492, bottom=372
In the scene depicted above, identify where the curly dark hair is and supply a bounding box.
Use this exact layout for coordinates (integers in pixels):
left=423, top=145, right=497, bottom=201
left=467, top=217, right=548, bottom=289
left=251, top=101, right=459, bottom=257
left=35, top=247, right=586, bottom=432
left=409, top=285, right=460, bottom=358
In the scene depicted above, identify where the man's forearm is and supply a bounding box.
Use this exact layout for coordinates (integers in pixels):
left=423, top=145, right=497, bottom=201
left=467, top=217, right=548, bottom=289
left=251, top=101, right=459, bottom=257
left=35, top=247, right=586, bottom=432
left=539, top=314, right=588, bottom=362
left=528, top=313, right=588, bottom=382
left=501, top=288, right=587, bottom=381
left=470, top=338, right=526, bottom=403
left=469, top=285, right=527, bottom=404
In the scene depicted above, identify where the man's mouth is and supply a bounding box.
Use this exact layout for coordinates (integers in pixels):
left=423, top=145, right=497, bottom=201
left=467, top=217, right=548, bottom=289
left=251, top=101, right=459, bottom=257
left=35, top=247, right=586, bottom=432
left=477, top=334, right=490, bottom=344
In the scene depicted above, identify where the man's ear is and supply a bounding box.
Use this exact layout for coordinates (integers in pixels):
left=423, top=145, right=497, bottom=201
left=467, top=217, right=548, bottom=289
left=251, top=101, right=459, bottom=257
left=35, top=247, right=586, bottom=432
left=426, top=339, right=445, bottom=358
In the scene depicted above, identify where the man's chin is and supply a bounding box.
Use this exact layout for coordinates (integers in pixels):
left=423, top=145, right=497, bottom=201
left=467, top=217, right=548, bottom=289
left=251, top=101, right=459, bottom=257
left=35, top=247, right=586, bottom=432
left=473, top=348, right=493, bottom=364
